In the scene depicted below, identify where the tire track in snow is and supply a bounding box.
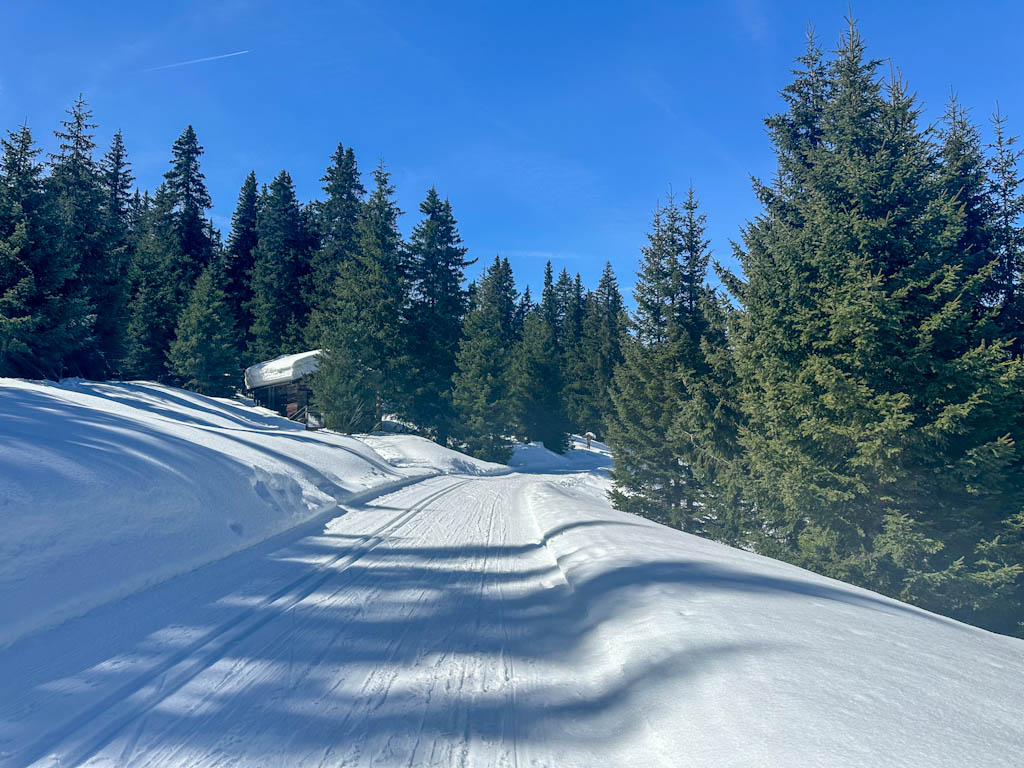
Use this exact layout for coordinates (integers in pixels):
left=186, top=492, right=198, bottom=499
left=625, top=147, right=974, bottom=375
left=19, top=476, right=470, bottom=768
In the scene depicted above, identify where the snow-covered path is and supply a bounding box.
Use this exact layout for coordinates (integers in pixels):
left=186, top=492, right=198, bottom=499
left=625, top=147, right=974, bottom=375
left=2, top=442, right=1023, bottom=766
left=3, top=473, right=571, bottom=767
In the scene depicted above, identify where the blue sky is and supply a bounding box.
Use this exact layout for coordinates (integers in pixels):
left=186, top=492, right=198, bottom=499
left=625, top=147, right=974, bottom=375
left=2, top=0, right=1023, bottom=298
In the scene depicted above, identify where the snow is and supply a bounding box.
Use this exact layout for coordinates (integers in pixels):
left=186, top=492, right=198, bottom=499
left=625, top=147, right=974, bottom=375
left=0, top=378, right=455, bottom=650
left=1, top=381, right=1022, bottom=767
left=242, top=349, right=320, bottom=390
left=354, top=433, right=508, bottom=476
left=509, top=433, right=614, bottom=473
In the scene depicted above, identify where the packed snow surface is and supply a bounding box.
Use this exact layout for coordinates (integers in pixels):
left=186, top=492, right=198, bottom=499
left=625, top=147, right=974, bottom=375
left=242, top=349, right=320, bottom=389
left=1, top=380, right=1022, bottom=767
left=0, top=379, right=467, bottom=650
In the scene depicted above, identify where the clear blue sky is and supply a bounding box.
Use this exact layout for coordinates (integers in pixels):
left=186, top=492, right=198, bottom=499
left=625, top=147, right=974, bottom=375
left=3, top=1, right=1023, bottom=297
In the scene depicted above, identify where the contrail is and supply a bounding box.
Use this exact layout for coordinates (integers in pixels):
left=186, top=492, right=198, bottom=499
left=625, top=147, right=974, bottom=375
left=144, top=50, right=250, bottom=73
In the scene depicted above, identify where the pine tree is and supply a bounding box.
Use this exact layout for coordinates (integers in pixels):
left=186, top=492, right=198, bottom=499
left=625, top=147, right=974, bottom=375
left=123, top=186, right=179, bottom=379
left=97, top=130, right=135, bottom=376
left=312, top=161, right=405, bottom=431
left=607, top=189, right=713, bottom=530
left=0, top=124, right=90, bottom=378
left=167, top=259, right=239, bottom=396
left=452, top=256, right=519, bottom=462
left=514, top=285, right=534, bottom=336
left=47, top=96, right=105, bottom=376
left=164, top=125, right=214, bottom=295
left=403, top=187, right=471, bottom=444
left=247, top=170, right=311, bottom=360
left=938, top=96, right=993, bottom=275
left=727, top=22, right=1024, bottom=633
left=122, top=126, right=216, bottom=377
left=669, top=285, right=750, bottom=543
left=224, top=172, right=260, bottom=350
left=571, top=262, right=625, bottom=437
left=540, top=261, right=557, bottom=335
left=988, top=108, right=1024, bottom=353
left=306, top=142, right=365, bottom=337
left=510, top=310, right=570, bottom=452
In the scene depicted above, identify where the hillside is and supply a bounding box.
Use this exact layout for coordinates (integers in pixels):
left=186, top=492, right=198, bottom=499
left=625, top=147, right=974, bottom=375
left=0, top=380, right=1021, bottom=767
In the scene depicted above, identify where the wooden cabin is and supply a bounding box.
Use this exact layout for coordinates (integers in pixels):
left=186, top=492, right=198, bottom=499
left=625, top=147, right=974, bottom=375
left=243, top=350, right=324, bottom=429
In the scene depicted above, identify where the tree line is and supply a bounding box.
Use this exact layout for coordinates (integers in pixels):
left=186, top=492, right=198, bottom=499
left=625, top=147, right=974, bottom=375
left=1, top=20, right=1021, bottom=636
left=608, top=23, right=1024, bottom=638
left=0, top=104, right=624, bottom=462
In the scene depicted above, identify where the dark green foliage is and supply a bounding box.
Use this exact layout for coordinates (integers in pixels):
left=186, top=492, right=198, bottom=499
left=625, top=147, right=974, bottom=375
left=607, top=188, right=715, bottom=531
left=988, top=109, right=1024, bottom=353
left=97, top=130, right=135, bottom=376
left=123, top=126, right=216, bottom=378
left=123, top=187, right=179, bottom=379
left=514, top=285, right=534, bottom=336
left=167, top=260, right=239, bottom=396
left=247, top=170, right=311, bottom=361
left=403, top=187, right=471, bottom=444
left=163, top=125, right=214, bottom=294
left=566, top=262, right=625, bottom=437
left=0, top=124, right=91, bottom=378
left=312, top=162, right=405, bottom=432
left=540, top=261, right=557, bottom=332
left=224, top=172, right=260, bottom=350
left=725, top=23, right=1024, bottom=634
left=452, top=256, right=519, bottom=462
left=510, top=310, right=570, bottom=452
left=47, top=97, right=106, bottom=377
left=306, top=143, right=365, bottom=339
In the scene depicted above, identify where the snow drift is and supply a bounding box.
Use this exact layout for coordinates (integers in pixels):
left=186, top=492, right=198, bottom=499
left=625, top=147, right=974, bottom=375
left=0, top=378, right=493, bottom=650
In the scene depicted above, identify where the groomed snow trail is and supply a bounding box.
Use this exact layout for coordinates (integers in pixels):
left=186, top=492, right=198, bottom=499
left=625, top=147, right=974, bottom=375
left=2, top=466, right=1023, bottom=767
left=2, top=474, right=568, bottom=768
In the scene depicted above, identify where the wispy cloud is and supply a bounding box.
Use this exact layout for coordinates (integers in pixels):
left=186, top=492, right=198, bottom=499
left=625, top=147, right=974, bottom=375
left=144, top=50, right=250, bottom=73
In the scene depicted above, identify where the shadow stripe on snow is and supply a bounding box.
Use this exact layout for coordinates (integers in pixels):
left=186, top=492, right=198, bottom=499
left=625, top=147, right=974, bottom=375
left=18, top=476, right=471, bottom=768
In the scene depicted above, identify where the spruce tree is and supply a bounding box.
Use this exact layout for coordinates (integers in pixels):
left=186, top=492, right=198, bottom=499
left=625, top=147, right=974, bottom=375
left=164, top=125, right=214, bottom=294
left=514, top=285, right=534, bottom=336
left=224, top=172, right=260, bottom=350
left=247, top=170, right=311, bottom=360
left=607, top=189, right=713, bottom=530
left=0, top=124, right=90, bottom=378
left=312, top=161, right=405, bottom=431
left=123, top=186, right=179, bottom=379
left=727, top=22, right=1024, bottom=633
left=452, top=256, right=519, bottom=462
left=123, top=126, right=216, bottom=377
left=988, top=108, right=1024, bottom=353
left=540, top=261, right=557, bottom=335
left=510, top=310, right=570, bottom=452
left=571, top=262, right=625, bottom=437
left=306, top=142, right=365, bottom=337
left=167, top=259, right=239, bottom=396
left=97, top=130, right=135, bottom=376
left=47, top=96, right=105, bottom=376
left=403, top=187, right=471, bottom=444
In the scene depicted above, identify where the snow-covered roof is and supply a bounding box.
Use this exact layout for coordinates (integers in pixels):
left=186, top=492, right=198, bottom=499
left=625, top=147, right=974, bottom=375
left=243, top=349, right=321, bottom=390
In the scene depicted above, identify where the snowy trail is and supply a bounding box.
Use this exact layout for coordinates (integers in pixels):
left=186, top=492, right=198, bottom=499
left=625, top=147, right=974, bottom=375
left=2, top=474, right=566, bottom=768
left=2, top=466, right=1023, bottom=766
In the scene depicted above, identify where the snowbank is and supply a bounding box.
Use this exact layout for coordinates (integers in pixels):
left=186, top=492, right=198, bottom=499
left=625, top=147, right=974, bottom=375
left=509, top=434, right=613, bottom=472
left=521, top=477, right=1024, bottom=767
left=0, top=379, right=447, bottom=649
left=354, top=433, right=509, bottom=475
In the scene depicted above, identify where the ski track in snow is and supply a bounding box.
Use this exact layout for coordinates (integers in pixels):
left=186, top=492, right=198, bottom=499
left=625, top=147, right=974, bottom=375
left=1, top=389, right=1023, bottom=766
